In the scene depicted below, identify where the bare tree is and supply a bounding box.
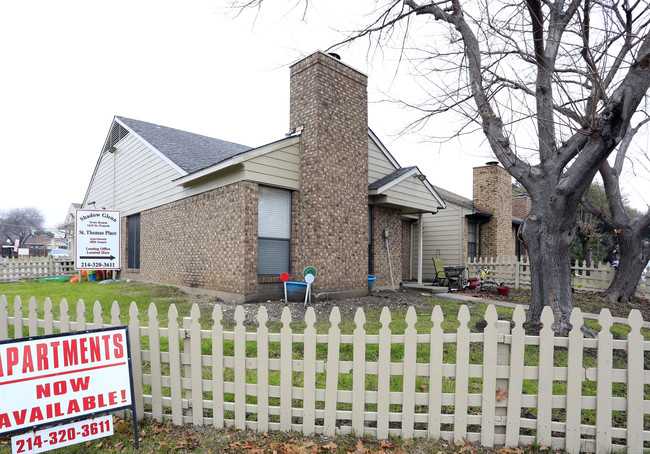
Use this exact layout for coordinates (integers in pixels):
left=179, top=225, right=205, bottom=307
left=0, top=208, right=45, bottom=250
left=232, top=0, right=650, bottom=334
left=581, top=116, right=650, bottom=303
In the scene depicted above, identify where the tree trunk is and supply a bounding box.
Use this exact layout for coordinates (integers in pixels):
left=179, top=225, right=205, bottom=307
left=602, top=229, right=650, bottom=303
left=520, top=199, right=576, bottom=336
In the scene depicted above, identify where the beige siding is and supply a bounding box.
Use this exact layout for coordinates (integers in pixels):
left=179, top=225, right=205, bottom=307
left=411, top=202, right=468, bottom=280
left=382, top=177, right=439, bottom=213
left=243, top=142, right=300, bottom=189
left=85, top=134, right=187, bottom=217
left=368, top=138, right=397, bottom=183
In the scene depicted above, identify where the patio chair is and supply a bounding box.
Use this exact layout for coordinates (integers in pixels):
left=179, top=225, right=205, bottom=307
left=432, top=258, right=448, bottom=287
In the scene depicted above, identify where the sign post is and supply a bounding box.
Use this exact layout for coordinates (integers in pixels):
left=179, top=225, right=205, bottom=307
left=75, top=210, right=121, bottom=273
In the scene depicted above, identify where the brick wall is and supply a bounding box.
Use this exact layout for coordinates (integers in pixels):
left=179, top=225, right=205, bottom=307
left=473, top=163, right=514, bottom=258
left=120, top=182, right=259, bottom=297
left=369, top=206, right=403, bottom=288
left=401, top=220, right=411, bottom=280
left=289, top=52, right=369, bottom=297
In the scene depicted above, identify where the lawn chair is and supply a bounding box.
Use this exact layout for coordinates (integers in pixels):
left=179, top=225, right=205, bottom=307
left=432, top=258, right=448, bottom=287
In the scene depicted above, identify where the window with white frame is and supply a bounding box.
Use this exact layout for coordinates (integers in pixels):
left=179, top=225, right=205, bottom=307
left=258, top=186, right=291, bottom=275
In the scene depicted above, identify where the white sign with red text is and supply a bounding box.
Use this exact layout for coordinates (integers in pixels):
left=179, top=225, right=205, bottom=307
left=75, top=209, right=121, bottom=270
left=11, top=415, right=113, bottom=454
left=0, top=327, right=132, bottom=436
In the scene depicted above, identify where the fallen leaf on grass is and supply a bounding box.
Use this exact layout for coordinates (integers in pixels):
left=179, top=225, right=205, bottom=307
left=380, top=440, right=395, bottom=449
left=352, top=439, right=366, bottom=453
left=322, top=441, right=339, bottom=451
left=496, top=388, right=509, bottom=402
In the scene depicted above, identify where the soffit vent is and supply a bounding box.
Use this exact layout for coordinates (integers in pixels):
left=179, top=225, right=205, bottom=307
left=102, top=122, right=130, bottom=154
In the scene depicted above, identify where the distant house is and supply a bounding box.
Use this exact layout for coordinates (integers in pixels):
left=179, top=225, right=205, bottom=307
left=80, top=51, right=446, bottom=302
left=58, top=203, right=81, bottom=253
left=415, top=162, right=530, bottom=279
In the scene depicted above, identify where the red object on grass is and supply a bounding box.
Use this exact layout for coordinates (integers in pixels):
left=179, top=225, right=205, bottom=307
left=280, top=272, right=290, bottom=282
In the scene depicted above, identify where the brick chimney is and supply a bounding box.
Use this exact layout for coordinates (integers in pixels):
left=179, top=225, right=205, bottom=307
left=512, top=194, right=532, bottom=220
left=289, top=52, right=369, bottom=296
left=473, top=162, right=514, bottom=258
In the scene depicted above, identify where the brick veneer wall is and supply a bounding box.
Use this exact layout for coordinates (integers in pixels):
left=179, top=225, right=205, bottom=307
left=401, top=220, right=411, bottom=280
left=289, top=52, right=369, bottom=297
left=473, top=164, right=514, bottom=258
left=120, top=181, right=259, bottom=296
left=369, top=206, right=403, bottom=288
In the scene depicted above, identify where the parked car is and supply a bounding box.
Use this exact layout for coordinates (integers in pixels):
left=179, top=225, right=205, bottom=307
left=48, top=249, right=70, bottom=259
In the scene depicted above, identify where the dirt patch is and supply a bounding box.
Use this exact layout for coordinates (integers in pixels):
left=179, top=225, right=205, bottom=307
left=197, top=285, right=649, bottom=328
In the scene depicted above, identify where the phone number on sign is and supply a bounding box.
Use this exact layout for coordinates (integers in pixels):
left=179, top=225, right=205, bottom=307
left=12, top=415, right=113, bottom=454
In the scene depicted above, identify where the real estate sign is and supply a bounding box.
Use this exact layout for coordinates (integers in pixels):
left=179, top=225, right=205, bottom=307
left=0, top=327, right=134, bottom=437
left=75, top=210, right=120, bottom=270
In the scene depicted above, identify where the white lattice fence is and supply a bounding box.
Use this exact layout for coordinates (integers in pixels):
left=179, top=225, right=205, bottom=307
left=0, top=258, right=76, bottom=283
left=0, top=294, right=648, bottom=453
left=467, top=257, right=650, bottom=297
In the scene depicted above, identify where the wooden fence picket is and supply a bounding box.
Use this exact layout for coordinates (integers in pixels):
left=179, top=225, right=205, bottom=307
left=93, top=301, right=103, bottom=329
left=129, top=302, right=144, bottom=417
left=505, top=305, right=525, bottom=446
left=352, top=307, right=367, bottom=435
left=428, top=306, right=444, bottom=440
left=536, top=307, right=555, bottom=446
left=481, top=305, right=498, bottom=447
left=323, top=307, right=341, bottom=436
left=626, top=310, right=644, bottom=453
left=28, top=297, right=38, bottom=336
left=168, top=304, right=183, bottom=425
left=76, top=299, right=86, bottom=331
left=148, top=302, right=163, bottom=420
left=111, top=301, right=121, bottom=327
left=255, top=307, right=269, bottom=432
left=43, top=298, right=54, bottom=335
left=595, top=309, right=613, bottom=453
left=565, top=309, right=585, bottom=453
left=189, top=304, right=203, bottom=426
left=376, top=307, right=392, bottom=439
left=13, top=296, right=23, bottom=339
left=303, top=307, right=317, bottom=435
left=280, top=307, right=293, bottom=431
left=212, top=305, right=225, bottom=428
left=234, top=306, right=247, bottom=430
left=454, top=305, right=471, bottom=442
left=0, top=294, right=7, bottom=340
left=402, top=307, right=418, bottom=439
left=60, top=298, right=70, bottom=333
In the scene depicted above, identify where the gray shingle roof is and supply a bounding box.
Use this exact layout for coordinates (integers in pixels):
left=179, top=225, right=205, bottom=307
left=368, top=166, right=415, bottom=190
left=117, top=116, right=252, bottom=174
left=432, top=185, right=492, bottom=215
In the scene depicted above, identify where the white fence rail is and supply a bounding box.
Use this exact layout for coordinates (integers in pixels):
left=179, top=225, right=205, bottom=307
left=0, top=258, right=76, bottom=283
left=0, top=295, right=648, bottom=453
left=467, top=257, right=650, bottom=297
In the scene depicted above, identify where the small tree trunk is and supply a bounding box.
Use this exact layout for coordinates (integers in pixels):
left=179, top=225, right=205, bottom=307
left=520, top=205, right=575, bottom=336
left=603, top=230, right=649, bottom=303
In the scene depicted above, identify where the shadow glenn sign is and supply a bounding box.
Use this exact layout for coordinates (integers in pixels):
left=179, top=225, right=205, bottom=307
left=75, top=210, right=121, bottom=270
left=0, top=327, right=136, bottom=437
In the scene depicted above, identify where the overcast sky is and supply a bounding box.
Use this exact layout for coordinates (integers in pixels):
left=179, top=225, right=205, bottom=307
left=2, top=0, right=648, bottom=230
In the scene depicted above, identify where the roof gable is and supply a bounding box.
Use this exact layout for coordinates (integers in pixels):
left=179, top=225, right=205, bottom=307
left=116, top=116, right=252, bottom=174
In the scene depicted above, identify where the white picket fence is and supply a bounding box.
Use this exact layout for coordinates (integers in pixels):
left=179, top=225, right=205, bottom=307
left=467, top=257, right=650, bottom=297
left=0, top=294, right=648, bottom=453
left=0, top=258, right=76, bottom=283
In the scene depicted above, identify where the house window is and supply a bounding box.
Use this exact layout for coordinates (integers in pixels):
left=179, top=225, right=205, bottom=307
left=128, top=214, right=140, bottom=269
left=258, top=186, right=291, bottom=275
left=468, top=220, right=477, bottom=260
